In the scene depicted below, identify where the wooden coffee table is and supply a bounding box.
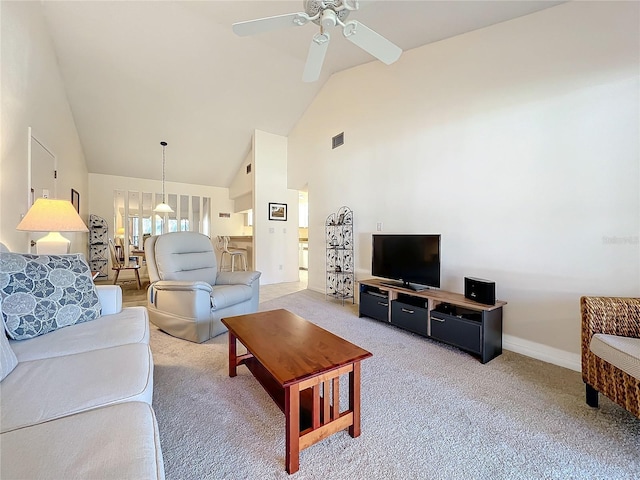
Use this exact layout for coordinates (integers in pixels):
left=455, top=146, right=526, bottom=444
left=222, top=309, right=372, bottom=474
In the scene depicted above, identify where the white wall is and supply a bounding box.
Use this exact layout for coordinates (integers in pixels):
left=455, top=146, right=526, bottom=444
left=1, top=2, right=89, bottom=254
left=253, top=130, right=300, bottom=285
left=288, top=2, right=640, bottom=369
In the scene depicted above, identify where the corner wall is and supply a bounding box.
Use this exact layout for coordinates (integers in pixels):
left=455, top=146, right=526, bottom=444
left=288, top=2, right=640, bottom=369
left=1, top=2, right=89, bottom=253
left=253, top=130, right=300, bottom=285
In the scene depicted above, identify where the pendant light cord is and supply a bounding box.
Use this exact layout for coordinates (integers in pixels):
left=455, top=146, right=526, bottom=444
left=161, top=141, right=168, bottom=203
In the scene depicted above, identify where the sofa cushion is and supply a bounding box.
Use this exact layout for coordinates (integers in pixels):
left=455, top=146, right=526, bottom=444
left=9, top=306, right=149, bottom=362
left=0, top=402, right=165, bottom=480
left=210, top=284, right=253, bottom=310
left=590, top=333, right=640, bottom=379
left=0, top=253, right=101, bottom=340
left=0, top=327, right=18, bottom=381
left=0, top=343, right=153, bottom=433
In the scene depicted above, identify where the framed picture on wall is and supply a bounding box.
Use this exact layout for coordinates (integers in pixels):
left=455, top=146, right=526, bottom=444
left=268, top=202, right=287, bottom=221
left=71, top=189, right=80, bottom=213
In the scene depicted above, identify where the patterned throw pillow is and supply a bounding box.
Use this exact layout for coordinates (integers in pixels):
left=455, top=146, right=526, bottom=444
left=0, top=253, right=102, bottom=340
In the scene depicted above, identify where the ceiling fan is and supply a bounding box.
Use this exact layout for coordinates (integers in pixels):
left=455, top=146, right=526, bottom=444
left=232, top=0, right=402, bottom=83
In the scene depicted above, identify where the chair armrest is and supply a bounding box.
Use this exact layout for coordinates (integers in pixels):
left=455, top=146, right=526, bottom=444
left=151, top=280, right=213, bottom=293
left=148, top=281, right=213, bottom=321
left=581, top=296, right=640, bottom=339
left=581, top=296, right=640, bottom=376
left=96, top=285, right=122, bottom=315
left=216, top=270, right=261, bottom=287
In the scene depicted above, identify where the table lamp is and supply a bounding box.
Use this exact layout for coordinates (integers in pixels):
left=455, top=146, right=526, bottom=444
left=16, top=198, right=89, bottom=254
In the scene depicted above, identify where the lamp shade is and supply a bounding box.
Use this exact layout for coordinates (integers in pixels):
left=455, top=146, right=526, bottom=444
left=17, top=198, right=88, bottom=233
left=153, top=202, right=173, bottom=213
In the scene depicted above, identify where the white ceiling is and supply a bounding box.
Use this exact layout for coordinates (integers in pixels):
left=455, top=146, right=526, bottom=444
left=41, top=1, right=562, bottom=188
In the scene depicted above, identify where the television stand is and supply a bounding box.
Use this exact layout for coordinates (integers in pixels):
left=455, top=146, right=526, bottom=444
left=359, top=278, right=507, bottom=363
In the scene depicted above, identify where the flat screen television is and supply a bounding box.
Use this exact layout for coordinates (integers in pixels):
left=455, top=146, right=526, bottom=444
left=372, top=234, right=441, bottom=291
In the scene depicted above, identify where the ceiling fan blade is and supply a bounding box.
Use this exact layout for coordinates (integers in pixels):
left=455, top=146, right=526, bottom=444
left=342, top=21, right=402, bottom=65
left=232, top=12, right=310, bottom=37
left=302, top=32, right=330, bottom=83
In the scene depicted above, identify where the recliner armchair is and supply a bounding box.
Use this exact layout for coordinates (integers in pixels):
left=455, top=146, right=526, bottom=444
left=145, top=232, right=261, bottom=342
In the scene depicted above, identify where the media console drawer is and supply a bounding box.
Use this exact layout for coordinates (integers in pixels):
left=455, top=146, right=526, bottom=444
left=391, top=301, right=428, bottom=336
left=430, top=312, right=481, bottom=354
left=359, top=291, right=389, bottom=322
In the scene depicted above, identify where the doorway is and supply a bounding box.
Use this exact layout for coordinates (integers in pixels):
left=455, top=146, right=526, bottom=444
left=28, top=128, right=57, bottom=252
left=298, top=189, right=308, bottom=284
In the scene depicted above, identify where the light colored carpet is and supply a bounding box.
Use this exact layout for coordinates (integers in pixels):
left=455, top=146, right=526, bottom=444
left=150, top=289, right=640, bottom=479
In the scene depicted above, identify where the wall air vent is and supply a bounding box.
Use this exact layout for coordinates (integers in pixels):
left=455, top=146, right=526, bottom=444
left=332, top=132, right=344, bottom=149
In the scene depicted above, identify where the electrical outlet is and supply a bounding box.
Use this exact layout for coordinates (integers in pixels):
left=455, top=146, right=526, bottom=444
left=279, top=265, right=283, bottom=270
left=376, top=222, right=383, bottom=231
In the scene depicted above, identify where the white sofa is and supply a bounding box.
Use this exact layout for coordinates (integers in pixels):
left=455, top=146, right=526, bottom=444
left=1, top=284, right=165, bottom=479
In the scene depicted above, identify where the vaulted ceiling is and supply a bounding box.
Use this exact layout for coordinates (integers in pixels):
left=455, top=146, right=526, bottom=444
left=41, top=1, right=562, bottom=188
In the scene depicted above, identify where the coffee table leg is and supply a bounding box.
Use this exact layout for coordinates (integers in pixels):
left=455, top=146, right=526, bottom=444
left=348, top=361, right=361, bottom=438
left=285, top=384, right=300, bottom=474
left=228, top=332, right=237, bottom=377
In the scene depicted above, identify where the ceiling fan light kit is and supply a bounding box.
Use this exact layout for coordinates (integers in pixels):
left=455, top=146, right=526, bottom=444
left=320, top=9, right=337, bottom=29
left=233, top=0, right=402, bottom=82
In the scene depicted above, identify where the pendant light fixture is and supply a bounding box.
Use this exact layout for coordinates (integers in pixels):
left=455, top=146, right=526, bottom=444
left=153, top=141, right=173, bottom=213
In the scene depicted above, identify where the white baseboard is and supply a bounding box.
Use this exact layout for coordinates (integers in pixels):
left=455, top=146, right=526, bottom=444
left=307, top=285, right=324, bottom=295
left=503, top=334, right=581, bottom=372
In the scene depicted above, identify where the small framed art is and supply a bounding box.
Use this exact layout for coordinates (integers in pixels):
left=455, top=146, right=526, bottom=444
left=71, top=189, right=80, bottom=213
left=268, top=202, right=287, bottom=221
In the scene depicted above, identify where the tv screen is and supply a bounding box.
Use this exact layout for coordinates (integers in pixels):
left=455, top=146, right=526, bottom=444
left=372, top=234, right=441, bottom=290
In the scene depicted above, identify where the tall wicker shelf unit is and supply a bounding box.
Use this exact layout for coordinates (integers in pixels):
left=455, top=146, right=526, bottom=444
left=89, top=214, right=108, bottom=278
left=325, top=206, right=354, bottom=305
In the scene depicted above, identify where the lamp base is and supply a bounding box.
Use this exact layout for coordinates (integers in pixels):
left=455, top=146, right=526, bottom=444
left=36, top=232, right=71, bottom=255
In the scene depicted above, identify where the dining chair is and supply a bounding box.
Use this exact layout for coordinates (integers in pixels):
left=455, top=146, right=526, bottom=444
left=108, top=238, right=142, bottom=289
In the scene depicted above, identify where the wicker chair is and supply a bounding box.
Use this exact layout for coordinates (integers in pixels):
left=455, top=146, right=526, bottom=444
left=580, top=296, right=640, bottom=418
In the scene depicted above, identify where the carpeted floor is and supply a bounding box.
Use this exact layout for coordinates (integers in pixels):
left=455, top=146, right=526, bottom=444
left=149, top=289, right=640, bottom=479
